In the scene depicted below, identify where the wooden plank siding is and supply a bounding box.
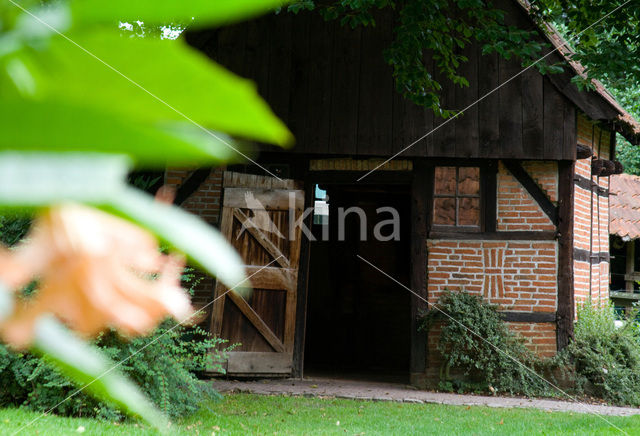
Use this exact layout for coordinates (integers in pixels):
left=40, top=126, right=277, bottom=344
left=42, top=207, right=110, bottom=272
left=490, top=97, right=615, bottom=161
left=187, top=6, right=576, bottom=161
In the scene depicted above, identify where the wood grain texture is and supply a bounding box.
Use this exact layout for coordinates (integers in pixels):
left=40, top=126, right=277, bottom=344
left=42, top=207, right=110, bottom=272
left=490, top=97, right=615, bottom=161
left=329, top=22, right=361, bottom=154
left=432, top=56, right=456, bottom=158
left=226, top=352, right=292, bottom=374
left=522, top=67, right=544, bottom=158
left=557, top=161, right=575, bottom=349
left=478, top=50, right=500, bottom=158
left=498, top=56, right=523, bottom=158
left=357, top=11, right=393, bottom=156
left=455, top=43, right=479, bottom=158
left=224, top=188, right=304, bottom=210
left=212, top=172, right=305, bottom=374
left=210, top=205, right=233, bottom=338
left=188, top=6, right=581, bottom=160
left=410, top=162, right=429, bottom=377
left=226, top=291, right=286, bottom=353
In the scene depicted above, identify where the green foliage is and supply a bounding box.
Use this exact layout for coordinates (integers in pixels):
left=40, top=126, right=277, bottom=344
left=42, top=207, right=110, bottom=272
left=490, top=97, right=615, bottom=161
left=4, top=393, right=640, bottom=436
left=0, top=215, right=230, bottom=420
left=291, top=0, right=640, bottom=118
left=421, top=293, right=640, bottom=407
left=536, top=0, right=640, bottom=92
left=70, top=0, right=290, bottom=30
left=564, top=303, right=640, bottom=406
left=602, top=82, right=640, bottom=175
left=421, top=291, right=551, bottom=396
left=616, top=138, right=640, bottom=175
left=0, top=0, right=291, bottom=427
left=0, top=320, right=228, bottom=420
left=0, top=213, right=31, bottom=246
left=291, top=0, right=546, bottom=116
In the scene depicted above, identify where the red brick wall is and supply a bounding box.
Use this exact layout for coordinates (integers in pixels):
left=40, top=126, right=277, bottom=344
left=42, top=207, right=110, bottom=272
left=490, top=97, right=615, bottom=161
left=427, top=159, right=560, bottom=360
left=574, top=115, right=611, bottom=309
left=506, top=322, right=556, bottom=357
left=164, top=167, right=225, bottom=226
left=497, top=161, right=557, bottom=232
left=425, top=321, right=556, bottom=373
left=427, top=240, right=557, bottom=313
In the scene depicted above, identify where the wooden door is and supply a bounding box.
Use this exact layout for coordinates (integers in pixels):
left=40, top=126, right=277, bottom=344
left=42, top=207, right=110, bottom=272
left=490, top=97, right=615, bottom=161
left=211, top=171, right=305, bottom=375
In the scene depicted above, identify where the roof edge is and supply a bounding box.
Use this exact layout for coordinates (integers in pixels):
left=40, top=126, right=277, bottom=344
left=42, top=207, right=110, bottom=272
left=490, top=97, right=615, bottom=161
left=515, top=0, right=640, bottom=145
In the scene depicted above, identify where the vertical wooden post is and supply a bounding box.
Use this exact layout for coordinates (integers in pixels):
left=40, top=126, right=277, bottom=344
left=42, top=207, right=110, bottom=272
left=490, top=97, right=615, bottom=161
left=292, top=174, right=314, bottom=378
left=483, top=161, right=498, bottom=232
left=626, top=242, right=635, bottom=293
left=409, top=161, right=431, bottom=386
left=557, top=160, right=575, bottom=350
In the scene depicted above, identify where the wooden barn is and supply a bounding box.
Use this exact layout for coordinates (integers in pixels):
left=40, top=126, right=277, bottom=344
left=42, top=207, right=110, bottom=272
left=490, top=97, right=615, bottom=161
left=166, top=0, right=640, bottom=386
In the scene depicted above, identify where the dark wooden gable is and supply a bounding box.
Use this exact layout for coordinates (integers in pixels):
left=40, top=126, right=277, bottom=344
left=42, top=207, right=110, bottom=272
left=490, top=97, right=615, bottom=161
left=186, top=0, right=576, bottom=160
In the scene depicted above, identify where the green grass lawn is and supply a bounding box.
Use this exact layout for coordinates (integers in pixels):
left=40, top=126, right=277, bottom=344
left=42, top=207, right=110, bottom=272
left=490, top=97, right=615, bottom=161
left=2, top=393, right=640, bottom=435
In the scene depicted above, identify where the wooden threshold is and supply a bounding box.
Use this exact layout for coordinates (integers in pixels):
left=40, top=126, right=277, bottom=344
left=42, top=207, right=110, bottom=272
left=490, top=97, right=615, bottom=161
left=224, top=352, right=293, bottom=374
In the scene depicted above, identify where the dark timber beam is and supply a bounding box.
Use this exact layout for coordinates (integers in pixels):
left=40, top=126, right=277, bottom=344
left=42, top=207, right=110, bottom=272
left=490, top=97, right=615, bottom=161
left=500, top=311, right=557, bottom=323
left=174, top=167, right=213, bottom=206
left=428, top=231, right=557, bottom=241
left=409, top=162, right=431, bottom=387
left=556, top=161, right=575, bottom=350
left=292, top=179, right=314, bottom=378
left=503, top=160, right=558, bottom=224
left=483, top=162, right=498, bottom=232
left=573, top=248, right=610, bottom=264
left=574, top=173, right=609, bottom=196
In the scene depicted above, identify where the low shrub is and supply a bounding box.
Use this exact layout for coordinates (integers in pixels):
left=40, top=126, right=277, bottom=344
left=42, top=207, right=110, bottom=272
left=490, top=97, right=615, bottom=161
left=564, top=303, right=640, bottom=406
left=423, top=291, right=640, bottom=406
left=0, top=319, right=229, bottom=419
left=421, top=291, right=553, bottom=396
left=0, top=211, right=231, bottom=419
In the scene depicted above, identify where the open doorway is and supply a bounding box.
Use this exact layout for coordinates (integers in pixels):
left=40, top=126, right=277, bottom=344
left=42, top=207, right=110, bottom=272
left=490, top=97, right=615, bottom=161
left=303, top=184, right=411, bottom=383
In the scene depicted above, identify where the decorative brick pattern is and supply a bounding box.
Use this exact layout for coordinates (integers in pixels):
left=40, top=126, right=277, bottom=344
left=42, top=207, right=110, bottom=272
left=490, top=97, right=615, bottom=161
left=497, top=161, right=557, bottom=232
left=427, top=240, right=557, bottom=313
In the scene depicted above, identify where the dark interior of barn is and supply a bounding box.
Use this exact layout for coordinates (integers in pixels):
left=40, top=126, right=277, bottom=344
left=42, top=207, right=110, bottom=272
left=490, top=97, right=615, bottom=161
left=303, top=184, right=411, bottom=382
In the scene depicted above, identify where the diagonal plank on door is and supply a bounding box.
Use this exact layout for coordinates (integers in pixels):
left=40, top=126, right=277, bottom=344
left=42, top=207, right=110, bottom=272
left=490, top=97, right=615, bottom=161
left=209, top=171, right=305, bottom=375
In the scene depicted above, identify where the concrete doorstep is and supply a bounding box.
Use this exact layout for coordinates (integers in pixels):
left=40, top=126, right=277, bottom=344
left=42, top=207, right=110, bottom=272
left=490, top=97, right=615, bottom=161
left=214, top=377, right=640, bottom=417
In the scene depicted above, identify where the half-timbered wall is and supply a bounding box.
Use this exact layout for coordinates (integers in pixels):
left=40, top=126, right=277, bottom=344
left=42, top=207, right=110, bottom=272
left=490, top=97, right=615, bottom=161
left=497, top=161, right=558, bottom=232
left=574, top=115, right=611, bottom=309
left=172, top=0, right=624, bottom=383
left=426, top=160, right=560, bottom=366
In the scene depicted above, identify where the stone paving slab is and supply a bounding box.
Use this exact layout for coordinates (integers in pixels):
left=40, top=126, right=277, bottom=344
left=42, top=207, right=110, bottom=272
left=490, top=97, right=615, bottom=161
left=214, top=377, right=640, bottom=417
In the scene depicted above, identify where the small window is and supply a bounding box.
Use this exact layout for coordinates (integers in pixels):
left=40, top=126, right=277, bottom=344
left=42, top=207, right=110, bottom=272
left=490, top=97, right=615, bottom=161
left=313, top=184, right=329, bottom=225
left=433, top=166, right=481, bottom=229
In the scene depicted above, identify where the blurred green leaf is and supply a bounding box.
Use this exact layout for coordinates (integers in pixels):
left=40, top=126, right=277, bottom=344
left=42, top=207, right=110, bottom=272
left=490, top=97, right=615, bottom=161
left=107, top=187, right=248, bottom=291
left=71, top=0, right=288, bottom=29
left=0, top=99, right=239, bottom=167
left=0, top=152, right=129, bottom=207
left=0, top=283, right=13, bottom=322
left=33, top=316, right=167, bottom=430
left=12, top=30, right=293, bottom=147
left=0, top=152, right=247, bottom=291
